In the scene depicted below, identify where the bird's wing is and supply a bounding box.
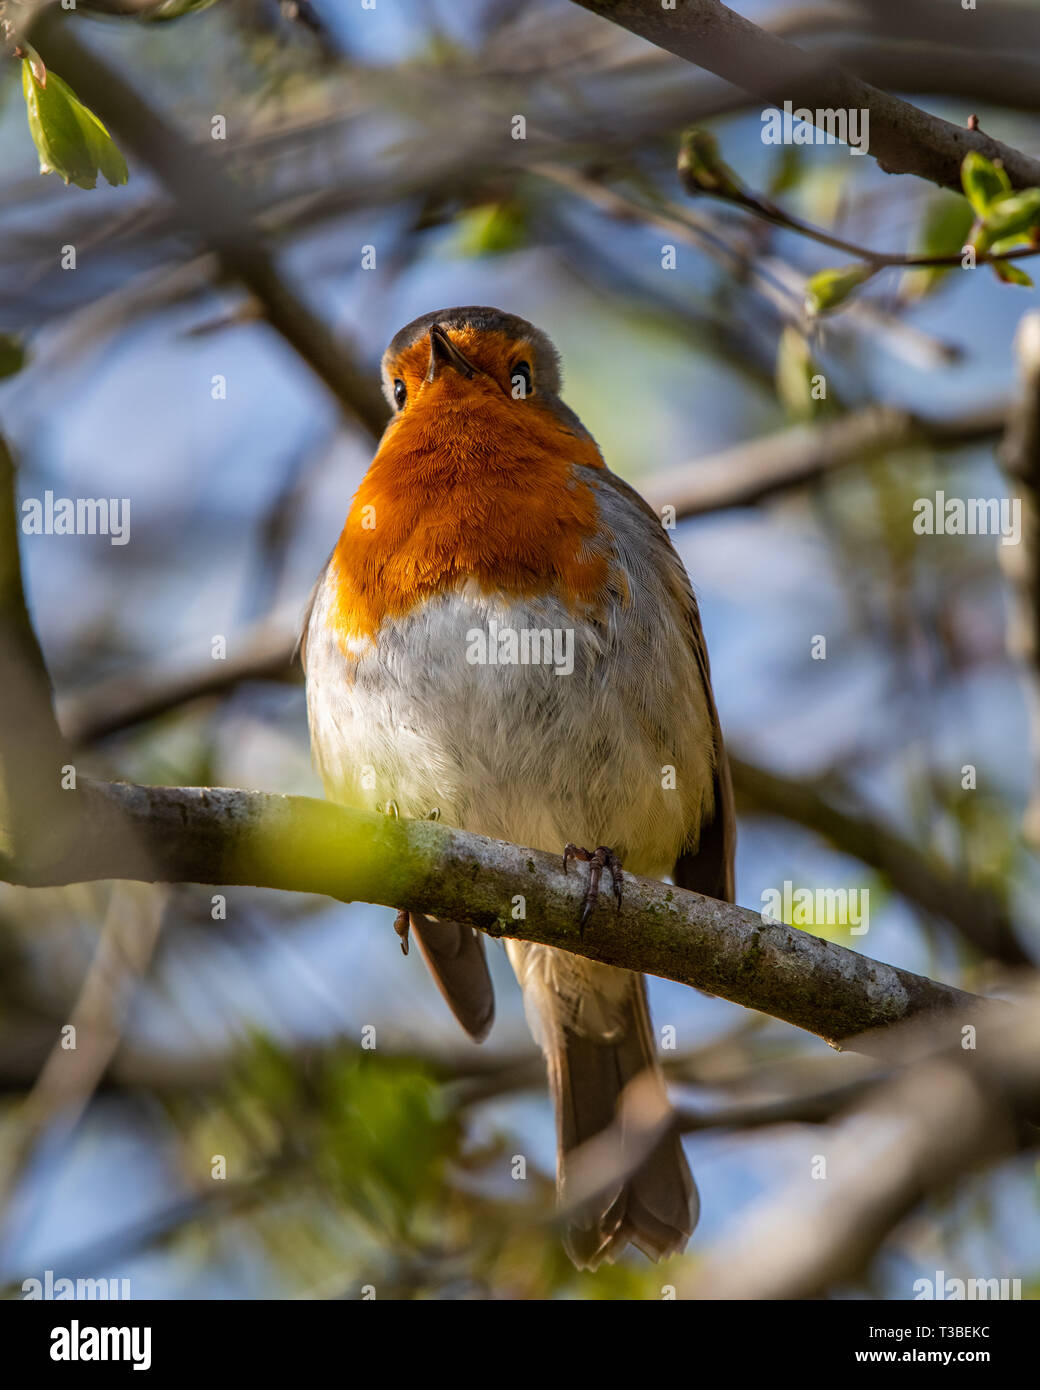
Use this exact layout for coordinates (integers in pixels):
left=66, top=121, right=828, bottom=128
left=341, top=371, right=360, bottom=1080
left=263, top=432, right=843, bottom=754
left=595, top=467, right=735, bottom=904
left=671, top=584, right=736, bottom=904
left=296, top=554, right=331, bottom=676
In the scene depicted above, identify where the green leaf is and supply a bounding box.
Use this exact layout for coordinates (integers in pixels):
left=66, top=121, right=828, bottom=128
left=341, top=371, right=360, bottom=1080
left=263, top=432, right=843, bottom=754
left=453, top=201, right=527, bottom=257
left=22, top=43, right=47, bottom=88
left=775, top=326, right=823, bottom=420
left=983, top=188, right=1040, bottom=241
left=989, top=234, right=1031, bottom=256
left=678, top=127, right=740, bottom=196
left=22, top=60, right=128, bottom=191
left=317, top=1055, right=456, bottom=1234
left=804, top=263, right=874, bottom=315
left=901, top=192, right=976, bottom=300
left=767, top=143, right=803, bottom=198
left=992, top=260, right=1034, bottom=287
left=961, top=151, right=1012, bottom=217
left=0, top=334, right=26, bottom=380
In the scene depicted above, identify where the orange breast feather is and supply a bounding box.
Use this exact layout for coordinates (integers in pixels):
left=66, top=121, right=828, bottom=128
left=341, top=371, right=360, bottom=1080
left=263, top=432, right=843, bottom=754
left=328, top=374, right=612, bottom=647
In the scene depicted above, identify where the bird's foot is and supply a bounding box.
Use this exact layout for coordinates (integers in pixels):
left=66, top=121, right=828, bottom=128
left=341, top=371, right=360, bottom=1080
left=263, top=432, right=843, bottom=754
left=562, top=843, right=624, bottom=933
left=392, top=910, right=410, bottom=956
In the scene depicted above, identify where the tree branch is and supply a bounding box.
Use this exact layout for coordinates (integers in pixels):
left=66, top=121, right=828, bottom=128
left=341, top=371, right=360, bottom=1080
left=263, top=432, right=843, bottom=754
left=570, top=0, right=1040, bottom=193
left=644, top=402, right=1006, bottom=521
left=27, top=10, right=388, bottom=439
left=0, top=776, right=1001, bottom=1058
left=58, top=608, right=301, bottom=745
left=679, top=996, right=1040, bottom=1298
left=730, top=757, right=1030, bottom=967
left=679, top=152, right=1040, bottom=272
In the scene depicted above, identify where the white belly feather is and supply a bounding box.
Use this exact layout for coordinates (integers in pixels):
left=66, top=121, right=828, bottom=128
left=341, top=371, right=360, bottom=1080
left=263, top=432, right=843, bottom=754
left=306, top=580, right=711, bottom=878
left=304, top=469, right=717, bottom=1040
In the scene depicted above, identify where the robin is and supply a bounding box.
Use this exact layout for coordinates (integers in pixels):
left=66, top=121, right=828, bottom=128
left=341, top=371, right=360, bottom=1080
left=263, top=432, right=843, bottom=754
left=302, top=306, right=734, bottom=1269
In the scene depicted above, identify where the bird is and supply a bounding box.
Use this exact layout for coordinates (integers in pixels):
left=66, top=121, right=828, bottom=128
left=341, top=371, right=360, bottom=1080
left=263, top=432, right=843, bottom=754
left=301, top=306, right=734, bottom=1269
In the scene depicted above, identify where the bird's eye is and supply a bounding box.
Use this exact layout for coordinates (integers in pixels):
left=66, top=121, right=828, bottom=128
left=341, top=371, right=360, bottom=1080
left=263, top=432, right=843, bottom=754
left=511, top=361, right=533, bottom=399
left=393, top=378, right=407, bottom=410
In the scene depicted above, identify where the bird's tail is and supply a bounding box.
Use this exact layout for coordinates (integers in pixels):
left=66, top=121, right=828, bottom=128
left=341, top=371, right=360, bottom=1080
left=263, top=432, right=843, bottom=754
left=511, top=944, right=696, bottom=1269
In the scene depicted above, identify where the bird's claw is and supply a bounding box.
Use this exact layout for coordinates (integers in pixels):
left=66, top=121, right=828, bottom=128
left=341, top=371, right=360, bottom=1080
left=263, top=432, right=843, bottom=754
left=563, top=843, right=624, bottom=934
left=393, top=909, right=410, bottom=956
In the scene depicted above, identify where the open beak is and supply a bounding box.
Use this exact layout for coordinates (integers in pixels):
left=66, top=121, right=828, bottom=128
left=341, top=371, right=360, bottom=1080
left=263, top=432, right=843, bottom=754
left=426, top=323, right=479, bottom=382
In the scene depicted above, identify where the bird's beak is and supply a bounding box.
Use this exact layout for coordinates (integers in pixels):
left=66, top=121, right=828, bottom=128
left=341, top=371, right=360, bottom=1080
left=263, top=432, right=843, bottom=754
left=426, top=323, right=479, bottom=382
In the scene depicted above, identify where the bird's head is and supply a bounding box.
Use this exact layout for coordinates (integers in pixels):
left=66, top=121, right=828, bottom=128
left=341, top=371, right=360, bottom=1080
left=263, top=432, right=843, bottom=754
left=373, top=307, right=603, bottom=475
left=381, top=305, right=560, bottom=418
left=326, top=307, right=611, bottom=645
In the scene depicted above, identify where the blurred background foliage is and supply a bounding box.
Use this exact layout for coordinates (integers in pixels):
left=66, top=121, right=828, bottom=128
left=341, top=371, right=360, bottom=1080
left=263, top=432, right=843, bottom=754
left=1, top=0, right=1039, bottom=1298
